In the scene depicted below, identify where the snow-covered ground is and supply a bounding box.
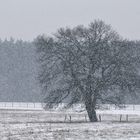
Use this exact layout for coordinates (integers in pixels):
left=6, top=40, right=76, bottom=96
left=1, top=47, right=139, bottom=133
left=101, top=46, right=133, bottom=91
left=1, top=104, right=140, bottom=139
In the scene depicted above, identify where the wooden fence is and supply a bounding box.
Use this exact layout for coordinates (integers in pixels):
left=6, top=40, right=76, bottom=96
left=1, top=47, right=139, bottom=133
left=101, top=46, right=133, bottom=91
left=0, top=102, right=43, bottom=110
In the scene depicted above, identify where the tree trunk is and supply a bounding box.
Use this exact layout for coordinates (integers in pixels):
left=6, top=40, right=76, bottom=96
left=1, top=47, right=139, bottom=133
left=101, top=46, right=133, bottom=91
left=85, top=97, right=98, bottom=122
left=86, top=106, right=98, bottom=122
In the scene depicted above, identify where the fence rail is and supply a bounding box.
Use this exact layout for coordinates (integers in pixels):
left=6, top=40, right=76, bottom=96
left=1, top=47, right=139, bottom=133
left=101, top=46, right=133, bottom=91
left=0, top=102, right=43, bottom=110
left=0, top=102, right=140, bottom=111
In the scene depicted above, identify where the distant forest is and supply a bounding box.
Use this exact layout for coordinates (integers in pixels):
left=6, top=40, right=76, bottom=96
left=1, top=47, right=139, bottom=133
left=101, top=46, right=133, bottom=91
left=0, top=38, right=42, bottom=102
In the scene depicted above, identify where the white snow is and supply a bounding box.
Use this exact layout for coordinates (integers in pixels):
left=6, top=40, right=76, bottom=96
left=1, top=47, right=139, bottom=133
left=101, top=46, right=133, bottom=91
left=1, top=103, right=140, bottom=139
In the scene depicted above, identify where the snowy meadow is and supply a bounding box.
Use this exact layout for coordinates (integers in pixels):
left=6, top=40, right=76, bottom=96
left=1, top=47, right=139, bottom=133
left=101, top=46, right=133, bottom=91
left=1, top=103, right=140, bottom=139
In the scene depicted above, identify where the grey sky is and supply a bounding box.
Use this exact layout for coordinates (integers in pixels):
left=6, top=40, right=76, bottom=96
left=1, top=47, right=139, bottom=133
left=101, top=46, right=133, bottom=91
left=0, top=0, right=140, bottom=41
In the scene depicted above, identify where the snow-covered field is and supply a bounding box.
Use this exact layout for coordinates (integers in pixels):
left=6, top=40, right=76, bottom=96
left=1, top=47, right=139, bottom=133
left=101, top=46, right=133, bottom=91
left=1, top=104, right=140, bottom=139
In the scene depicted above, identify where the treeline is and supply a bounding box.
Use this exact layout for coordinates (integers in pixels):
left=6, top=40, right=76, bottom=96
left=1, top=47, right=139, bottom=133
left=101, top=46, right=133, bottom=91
left=0, top=38, right=42, bottom=102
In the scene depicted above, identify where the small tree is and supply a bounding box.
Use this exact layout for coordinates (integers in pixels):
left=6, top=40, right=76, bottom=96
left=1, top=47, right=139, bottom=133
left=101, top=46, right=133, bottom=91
left=35, top=20, right=140, bottom=122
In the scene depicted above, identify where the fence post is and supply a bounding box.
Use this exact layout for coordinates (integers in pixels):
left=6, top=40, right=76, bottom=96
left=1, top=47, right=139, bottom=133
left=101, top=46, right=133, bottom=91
left=69, top=115, right=71, bottom=123
left=126, top=115, right=128, bottom=122
left=120, top=115, right=122, bottom=122
left=85, top=115, right=87, bottom=122
left=99, top=115, right=102, bottom=122
left=64, top=115, right=67, bottom=122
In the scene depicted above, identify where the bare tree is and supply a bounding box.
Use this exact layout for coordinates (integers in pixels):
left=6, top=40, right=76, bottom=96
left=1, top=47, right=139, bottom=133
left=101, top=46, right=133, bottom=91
left=35, top=20, right=140, bottom=122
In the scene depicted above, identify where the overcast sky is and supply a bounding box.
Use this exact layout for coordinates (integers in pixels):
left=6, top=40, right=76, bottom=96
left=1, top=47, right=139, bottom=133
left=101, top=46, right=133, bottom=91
left=0, top=0, right=140, bottom=41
